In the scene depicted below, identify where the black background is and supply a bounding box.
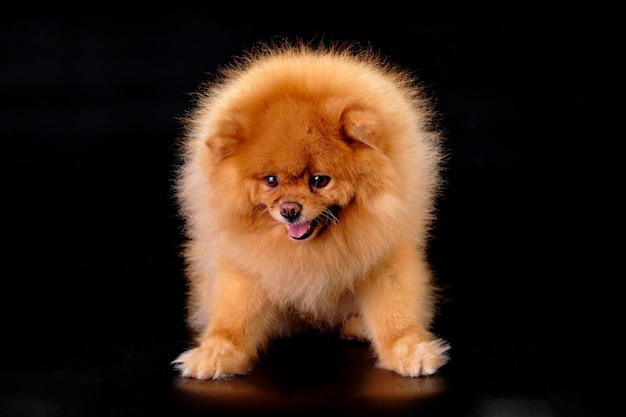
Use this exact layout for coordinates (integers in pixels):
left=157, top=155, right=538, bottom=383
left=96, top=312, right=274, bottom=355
left=2, top=3, right=613, bottom=416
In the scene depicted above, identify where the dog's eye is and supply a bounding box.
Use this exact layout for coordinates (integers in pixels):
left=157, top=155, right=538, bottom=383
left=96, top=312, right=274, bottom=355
left=309, top=175, right=330, bottom=189
left=264, top=175, right=279, bottom=187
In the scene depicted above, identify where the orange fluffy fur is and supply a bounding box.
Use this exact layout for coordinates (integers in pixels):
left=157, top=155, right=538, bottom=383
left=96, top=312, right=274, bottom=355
left=172, top=40, right=450, bottom=379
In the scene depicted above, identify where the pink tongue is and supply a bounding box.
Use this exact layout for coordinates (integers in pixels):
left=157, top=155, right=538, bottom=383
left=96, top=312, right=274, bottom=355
left=288, top=220, right=312, bottom=238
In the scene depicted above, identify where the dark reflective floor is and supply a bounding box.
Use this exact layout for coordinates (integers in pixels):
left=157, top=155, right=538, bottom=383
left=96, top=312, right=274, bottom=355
left=173, top=335, right=449, bottom=416
left=2, top=4, right=609, bottom=417
left=1, top=324, right=608, bottom=416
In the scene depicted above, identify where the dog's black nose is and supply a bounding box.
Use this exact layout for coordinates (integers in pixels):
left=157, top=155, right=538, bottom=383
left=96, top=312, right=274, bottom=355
left=280, top=201, right=302, bottom=221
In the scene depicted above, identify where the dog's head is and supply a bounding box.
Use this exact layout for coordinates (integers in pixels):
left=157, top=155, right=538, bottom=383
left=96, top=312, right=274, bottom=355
left=204, top=96, right=393, bottom=241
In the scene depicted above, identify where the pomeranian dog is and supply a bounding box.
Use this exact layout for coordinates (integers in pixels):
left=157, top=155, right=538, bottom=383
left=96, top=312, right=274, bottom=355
left=172, top=40, right=450, bottom=380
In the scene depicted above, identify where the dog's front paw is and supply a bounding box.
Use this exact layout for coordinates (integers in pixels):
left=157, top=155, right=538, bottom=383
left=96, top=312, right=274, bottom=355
left=377, top=335, right=450, bottom=377
left=172, top=337, right=253, bottom=380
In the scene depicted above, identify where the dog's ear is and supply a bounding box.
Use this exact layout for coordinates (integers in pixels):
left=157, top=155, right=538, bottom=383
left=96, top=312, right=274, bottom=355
left=341, top=108, right=380, bottom=151
left=204, top=118, right=243, bottom=160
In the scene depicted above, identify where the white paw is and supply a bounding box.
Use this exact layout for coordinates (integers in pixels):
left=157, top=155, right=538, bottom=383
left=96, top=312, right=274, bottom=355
left=378, top=336, right=450, bottom=377
left=172, top=337, right=252, bottom=380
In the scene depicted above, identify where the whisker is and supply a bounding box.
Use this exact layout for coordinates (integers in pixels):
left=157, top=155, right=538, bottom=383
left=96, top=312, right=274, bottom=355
left=321, top=207, right=340, bottom=226
left=251, top=205, right=273, bottom=225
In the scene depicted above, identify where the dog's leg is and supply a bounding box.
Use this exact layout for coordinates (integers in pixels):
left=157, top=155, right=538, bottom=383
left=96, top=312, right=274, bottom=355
left=358, top=244, right=450, bottom=377
left=173, top=259, right=275, bottom=380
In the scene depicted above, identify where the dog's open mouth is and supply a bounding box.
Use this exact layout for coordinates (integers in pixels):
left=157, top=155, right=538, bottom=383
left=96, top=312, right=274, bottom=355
left=285, top=206, right=339, bottom=241
left=287, top=219, right=318, bottom=240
